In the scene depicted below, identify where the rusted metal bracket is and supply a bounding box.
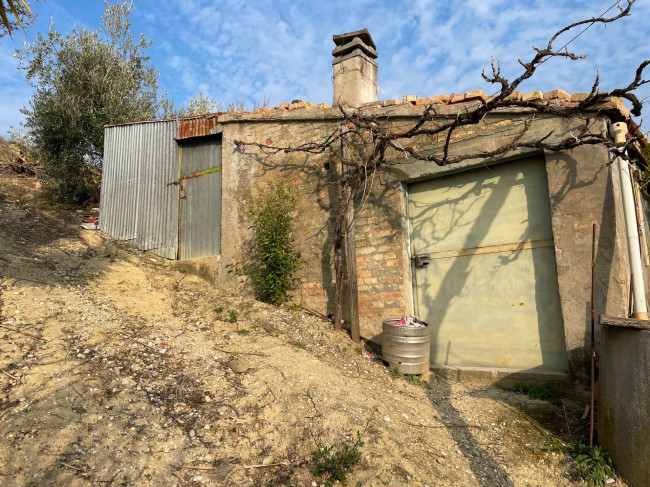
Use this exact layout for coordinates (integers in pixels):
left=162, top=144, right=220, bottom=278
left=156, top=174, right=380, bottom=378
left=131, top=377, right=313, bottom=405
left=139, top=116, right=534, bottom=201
left=170, top=166, right=222, bottom=187
left=412, top=254, right=430, bottom=268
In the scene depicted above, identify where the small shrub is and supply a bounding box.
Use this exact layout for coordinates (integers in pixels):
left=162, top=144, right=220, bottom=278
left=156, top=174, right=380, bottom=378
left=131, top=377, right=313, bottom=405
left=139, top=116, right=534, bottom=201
left=570, top=442, right=615, bottom=486
left=229, top=180, right=302, bottom=305
left=228, top=310, right=238, bottom=323
left=311, top=431, right=364, bottom=486
left=541, top=434, right=567, bottom=453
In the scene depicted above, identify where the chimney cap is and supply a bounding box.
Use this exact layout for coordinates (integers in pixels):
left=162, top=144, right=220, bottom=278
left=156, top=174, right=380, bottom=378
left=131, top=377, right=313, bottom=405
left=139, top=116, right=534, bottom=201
left=332, top=36, right=378, bottom=59
left=333, top=28, right=376, bottom=50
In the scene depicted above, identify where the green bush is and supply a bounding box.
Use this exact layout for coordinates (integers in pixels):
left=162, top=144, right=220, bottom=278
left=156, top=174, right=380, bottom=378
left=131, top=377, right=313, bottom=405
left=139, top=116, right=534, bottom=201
left=229, top=180, right=302, bottom=305
left=311, top=431, right=364, bottom=486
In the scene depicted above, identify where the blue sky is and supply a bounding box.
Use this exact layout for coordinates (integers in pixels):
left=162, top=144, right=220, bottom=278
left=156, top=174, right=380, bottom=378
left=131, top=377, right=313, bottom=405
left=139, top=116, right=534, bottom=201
left=1, top=0, right=649, bottom=135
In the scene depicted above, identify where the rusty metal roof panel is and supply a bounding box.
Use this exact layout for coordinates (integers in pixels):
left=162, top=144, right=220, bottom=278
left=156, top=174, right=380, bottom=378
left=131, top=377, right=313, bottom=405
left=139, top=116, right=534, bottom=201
left=99, top=119, right=180, bottom=260
left=177, top=114, right=219, bottom=140
left=104, top=112, right=220, bottom=130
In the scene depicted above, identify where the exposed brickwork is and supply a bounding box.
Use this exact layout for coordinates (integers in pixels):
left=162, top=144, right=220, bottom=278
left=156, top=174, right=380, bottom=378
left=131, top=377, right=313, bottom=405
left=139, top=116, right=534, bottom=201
left=353, top=184, right=407, bottom=319
left=217, top=96, right=634, bottom=375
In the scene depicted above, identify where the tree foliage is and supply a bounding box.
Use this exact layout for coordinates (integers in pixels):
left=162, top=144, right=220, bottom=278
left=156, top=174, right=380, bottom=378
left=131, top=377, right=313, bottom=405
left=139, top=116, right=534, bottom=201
left=17, top=1, right=170, bottom=202
left=229, top=180, right=302, bottom=305
left=174, top=91, right=221, bottom=117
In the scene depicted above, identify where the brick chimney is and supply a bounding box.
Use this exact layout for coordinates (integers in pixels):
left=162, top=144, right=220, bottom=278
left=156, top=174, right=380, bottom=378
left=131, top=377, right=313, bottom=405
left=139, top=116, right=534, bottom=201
left=332, top=29, right=377, bottom=107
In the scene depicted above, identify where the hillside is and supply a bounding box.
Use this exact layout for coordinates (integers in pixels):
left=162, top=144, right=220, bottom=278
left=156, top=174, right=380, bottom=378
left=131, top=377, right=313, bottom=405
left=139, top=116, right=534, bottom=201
left=0, top=173, right=620, bottom=486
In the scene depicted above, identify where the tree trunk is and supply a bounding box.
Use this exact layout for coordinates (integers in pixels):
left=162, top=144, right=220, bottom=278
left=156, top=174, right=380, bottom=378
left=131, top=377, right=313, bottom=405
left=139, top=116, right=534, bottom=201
left=345, top=194, right=360, bottom=342
left=332, top=184, right=347, bottom=330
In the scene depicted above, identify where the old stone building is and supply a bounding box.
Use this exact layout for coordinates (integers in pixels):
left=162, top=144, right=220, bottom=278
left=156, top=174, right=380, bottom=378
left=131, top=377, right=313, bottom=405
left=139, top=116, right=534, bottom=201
left=100, top=29, right=646, bottom=385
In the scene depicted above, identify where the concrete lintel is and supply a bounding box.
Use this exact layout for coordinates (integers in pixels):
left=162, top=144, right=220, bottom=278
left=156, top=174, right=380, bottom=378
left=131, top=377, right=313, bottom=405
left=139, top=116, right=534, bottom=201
left=600, top=315, right=650, bottom=330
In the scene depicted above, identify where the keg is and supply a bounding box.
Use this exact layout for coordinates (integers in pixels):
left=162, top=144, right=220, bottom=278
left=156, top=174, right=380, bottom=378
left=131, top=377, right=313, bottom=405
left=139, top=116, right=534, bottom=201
left=382, top=318, right=430, bottom=375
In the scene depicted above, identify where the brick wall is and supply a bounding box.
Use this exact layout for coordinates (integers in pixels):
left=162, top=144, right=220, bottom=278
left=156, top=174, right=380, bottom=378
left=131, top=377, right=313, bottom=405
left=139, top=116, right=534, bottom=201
left=219, top=115, right=412, bottom=337
left=219, top=104, right=630, bottom=376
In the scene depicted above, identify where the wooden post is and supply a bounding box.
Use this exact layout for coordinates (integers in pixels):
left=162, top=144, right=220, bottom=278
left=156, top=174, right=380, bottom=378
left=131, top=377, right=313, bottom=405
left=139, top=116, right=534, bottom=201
left=345, top=187, right=360, bottom=342
left=340, top=131, right=360, bottom=342
left=333, top=193, right=345, bottom=331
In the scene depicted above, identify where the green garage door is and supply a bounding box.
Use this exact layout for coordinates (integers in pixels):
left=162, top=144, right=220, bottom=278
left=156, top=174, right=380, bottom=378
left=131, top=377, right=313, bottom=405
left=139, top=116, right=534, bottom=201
left=409, top=157, right=567, bottom=372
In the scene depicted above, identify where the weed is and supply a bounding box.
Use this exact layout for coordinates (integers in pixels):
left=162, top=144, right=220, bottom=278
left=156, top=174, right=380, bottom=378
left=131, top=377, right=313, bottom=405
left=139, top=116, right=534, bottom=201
left=570, top=441, right=615, bottom=486
left=416, top=436, right=425, bottom=444
left=541, top=434, right=567, bottom=453
left=389, top=367, right=429, bottom=389
left=237, top=329, right=251, bottom=336
left=287, top=303, right=299, bottom=312
left=213, top=306, right=224, bottom=314
left=228, top=310, right=238, bottom=323
left=355, top=346, right=362, bottom=354
left=251, top=324, right=259, bottom=330
left=404, top=374, right=430, bottom=389
left=311, top=431, right=365, bottom=486
left=293, top=340, right=307, bottom=350
left=342, top=346, right=348, bottom=353
left=513, top=383, right=563, bottom=406
left=389, top=367, right=402, bottom=379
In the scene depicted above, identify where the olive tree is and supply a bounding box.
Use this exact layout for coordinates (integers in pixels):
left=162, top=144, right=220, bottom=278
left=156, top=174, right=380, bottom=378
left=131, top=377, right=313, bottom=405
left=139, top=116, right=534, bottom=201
left=17, top=1, right=171, bottom=202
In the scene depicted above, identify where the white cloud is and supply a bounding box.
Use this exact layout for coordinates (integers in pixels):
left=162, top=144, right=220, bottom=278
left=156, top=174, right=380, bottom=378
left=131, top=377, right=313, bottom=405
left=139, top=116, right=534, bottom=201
left=1, top=0, right=648, bottom=133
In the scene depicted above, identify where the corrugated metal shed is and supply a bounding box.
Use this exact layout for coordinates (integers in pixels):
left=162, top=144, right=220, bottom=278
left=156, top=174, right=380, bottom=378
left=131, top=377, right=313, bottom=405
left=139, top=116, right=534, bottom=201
left=100, top=119, right=180, bottom=259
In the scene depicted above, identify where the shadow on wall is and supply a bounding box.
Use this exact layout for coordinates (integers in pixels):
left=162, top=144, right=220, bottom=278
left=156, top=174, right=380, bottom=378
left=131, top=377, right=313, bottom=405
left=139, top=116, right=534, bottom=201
left=233, top=143, right=406, bottom=322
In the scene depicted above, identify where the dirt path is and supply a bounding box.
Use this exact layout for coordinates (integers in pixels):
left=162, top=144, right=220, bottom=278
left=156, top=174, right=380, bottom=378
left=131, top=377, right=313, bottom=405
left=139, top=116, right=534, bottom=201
left=0, top=175, right=615, bottom=486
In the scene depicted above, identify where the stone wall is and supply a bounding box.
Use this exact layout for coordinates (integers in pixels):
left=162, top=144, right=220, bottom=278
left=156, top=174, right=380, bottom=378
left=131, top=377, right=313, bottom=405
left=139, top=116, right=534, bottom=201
left=598, top=319, right=650, bottom=487
left=218, top=103, right=630, bottom=381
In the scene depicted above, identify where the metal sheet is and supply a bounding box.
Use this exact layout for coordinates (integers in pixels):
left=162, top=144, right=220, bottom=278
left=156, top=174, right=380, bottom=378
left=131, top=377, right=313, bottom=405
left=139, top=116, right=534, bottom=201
left=409, top=157, right=567, bottom=372
left=99, top=120, right=180, bottom=260
left=177, top=115, right=219, bottom=140
left=179, top=136, right=222, bottom=259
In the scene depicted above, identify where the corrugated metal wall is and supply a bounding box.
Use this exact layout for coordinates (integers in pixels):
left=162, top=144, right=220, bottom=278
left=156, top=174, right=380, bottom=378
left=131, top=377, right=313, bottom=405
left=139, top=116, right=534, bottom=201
left=100, top=120, right=180, bottom=260
left=179, top=136, right=222, bottom=259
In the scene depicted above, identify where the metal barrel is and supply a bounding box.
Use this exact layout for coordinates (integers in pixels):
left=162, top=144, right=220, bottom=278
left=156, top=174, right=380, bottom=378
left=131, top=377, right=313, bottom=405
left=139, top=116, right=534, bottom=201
left=382, top=319, right=430, bottom=375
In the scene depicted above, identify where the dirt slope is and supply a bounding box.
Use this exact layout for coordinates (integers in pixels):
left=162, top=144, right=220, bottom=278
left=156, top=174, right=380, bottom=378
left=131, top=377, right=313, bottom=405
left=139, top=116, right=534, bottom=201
left=0, top=174, right=618, bottom=486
